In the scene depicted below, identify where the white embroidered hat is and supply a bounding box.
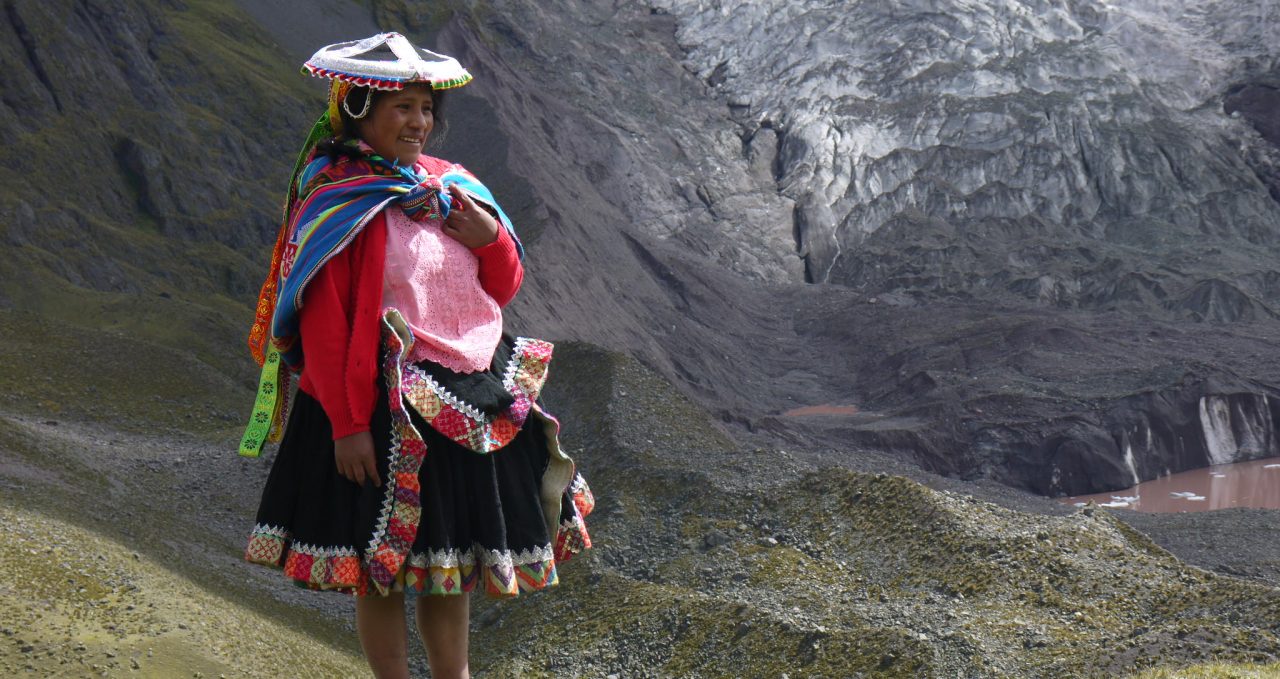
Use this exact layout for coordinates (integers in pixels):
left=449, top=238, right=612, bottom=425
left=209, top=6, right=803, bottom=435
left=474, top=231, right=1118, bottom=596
left=303, top=32, right=473, bottom=91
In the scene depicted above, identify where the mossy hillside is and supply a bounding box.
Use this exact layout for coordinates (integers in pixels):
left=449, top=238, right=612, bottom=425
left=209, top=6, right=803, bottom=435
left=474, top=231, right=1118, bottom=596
left=467, top=432, right=1279, bottom=676
left=0, top=410, right=363, bottom=670
left=770, top=472, right=1280, bottom=675
left=0, top=307, right=248, bottom=437
left=1131, top=662, right=1280, bottom=678
left=475, top=571, right=940, bottom=678
left=0, top=0, right=317, bottom=433
left=0, top=0, right=305, bottom=250
left=428, top=347, right=1280, bottom=675
left=0, top=501, right=366, bottom=677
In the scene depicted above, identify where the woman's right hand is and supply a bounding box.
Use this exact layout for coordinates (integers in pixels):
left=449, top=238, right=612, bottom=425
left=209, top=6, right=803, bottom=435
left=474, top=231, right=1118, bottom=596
left=443, top=184, right=499, bottom=248
left=334, top=431, right=381, bottom=487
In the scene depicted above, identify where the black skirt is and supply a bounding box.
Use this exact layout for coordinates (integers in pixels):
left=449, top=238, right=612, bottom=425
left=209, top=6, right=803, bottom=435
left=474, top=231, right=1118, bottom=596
left=245, top=333, right=592, bottom=598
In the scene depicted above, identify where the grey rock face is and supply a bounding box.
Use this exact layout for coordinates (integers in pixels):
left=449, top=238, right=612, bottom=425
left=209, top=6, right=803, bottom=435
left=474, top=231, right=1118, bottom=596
left=0, top=0, right=305, bottom=259
left=1225, top=65, right=1280, bottom=203
left=650, top=0, right=1280, bottom=310
left=11, top=0, right=1280, bottom=497
left=438, top=0, right=805, bottom=284
left=358, top=0, right=1280, bottom=495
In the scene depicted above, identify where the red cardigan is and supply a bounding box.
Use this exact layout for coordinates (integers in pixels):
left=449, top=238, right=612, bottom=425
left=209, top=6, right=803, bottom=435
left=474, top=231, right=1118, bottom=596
left=296, top=211, right=523, bottom=439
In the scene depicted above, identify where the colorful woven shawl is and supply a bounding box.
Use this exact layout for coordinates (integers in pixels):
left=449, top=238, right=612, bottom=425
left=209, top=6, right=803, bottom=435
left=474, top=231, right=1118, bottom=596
left=240, top=143, right=521, bottom=457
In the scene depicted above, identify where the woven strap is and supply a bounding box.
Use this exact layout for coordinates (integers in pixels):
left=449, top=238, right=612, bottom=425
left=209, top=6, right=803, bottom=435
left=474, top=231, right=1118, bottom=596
left=239, top=347, right=287, bottom=457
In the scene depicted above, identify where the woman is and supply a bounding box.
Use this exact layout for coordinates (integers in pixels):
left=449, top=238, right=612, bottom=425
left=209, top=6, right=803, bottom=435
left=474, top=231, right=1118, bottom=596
left=239, top=33, right=592, bottom=678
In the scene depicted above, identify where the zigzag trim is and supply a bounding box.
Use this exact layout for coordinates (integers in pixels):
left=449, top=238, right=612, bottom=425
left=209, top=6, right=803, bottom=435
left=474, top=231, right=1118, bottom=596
left=403, top=363, right=488, bottom=423
left=291, top=542, right=359, bottom=558
left=501, top=336, right=533, bottom=393
left=250, top=523, right=289, bottom=539
left=364, top=397, right=403, bottom=561
left=399, top=336, right=552, bottom=454
left=303, top=64, right=474, bottom=91
left=362, top=316, right=429, bottom=594
left=477, top=544, right=555, bottom=567
left=407, top=543, right=554, bottom=568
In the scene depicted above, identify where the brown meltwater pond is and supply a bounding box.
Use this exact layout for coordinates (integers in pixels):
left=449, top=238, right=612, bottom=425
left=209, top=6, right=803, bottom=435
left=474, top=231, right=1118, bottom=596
left=782, top=404, right=861, bottom=417
left=1063, top=456, right=1280, bottom=512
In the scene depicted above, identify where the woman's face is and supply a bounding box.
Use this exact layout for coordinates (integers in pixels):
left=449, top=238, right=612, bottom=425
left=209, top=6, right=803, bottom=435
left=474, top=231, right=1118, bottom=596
left=356, top=83, right=435, bottom=166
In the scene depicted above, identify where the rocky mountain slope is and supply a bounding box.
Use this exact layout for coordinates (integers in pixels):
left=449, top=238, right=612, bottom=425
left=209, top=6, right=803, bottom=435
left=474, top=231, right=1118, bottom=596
left=2, top=346, right=1279, bottom=677
left=653, top=0, right=1280, bottom=296
left=0, top=0, right=313, bottom=392
left=4, top=0, right=1280, bottom=496
left=413, top=0, right=1280, bottom=495
left=1, top=0, right=1279, bottom=675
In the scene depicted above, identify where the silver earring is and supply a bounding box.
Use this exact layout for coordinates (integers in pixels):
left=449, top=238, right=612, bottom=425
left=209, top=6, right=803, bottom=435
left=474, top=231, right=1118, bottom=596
left=343, top=90, right=373, bottom=119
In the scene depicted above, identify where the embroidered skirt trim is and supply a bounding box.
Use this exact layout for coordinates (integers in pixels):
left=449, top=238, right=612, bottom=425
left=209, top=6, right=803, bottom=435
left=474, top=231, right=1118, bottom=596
left=246, top=525, right=562, bottom=597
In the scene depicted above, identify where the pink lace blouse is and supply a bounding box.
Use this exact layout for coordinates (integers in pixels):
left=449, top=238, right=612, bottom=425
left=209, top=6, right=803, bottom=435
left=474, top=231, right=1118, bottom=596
left=382, top=206, right=504, bottom=373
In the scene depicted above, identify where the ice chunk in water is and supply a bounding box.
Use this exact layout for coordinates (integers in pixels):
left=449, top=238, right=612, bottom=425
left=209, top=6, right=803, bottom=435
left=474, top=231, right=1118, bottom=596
left=1264, top=464, right=1280, bottom=469
left=1170, top=491, right=1197, bottom=498
left=1099, top=501, right=1130, bottom=508
left=1186, top=495, right=1206, bottom=501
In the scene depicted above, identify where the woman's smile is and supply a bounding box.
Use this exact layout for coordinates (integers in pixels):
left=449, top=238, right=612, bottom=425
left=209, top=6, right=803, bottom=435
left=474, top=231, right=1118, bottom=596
left=358, top=83, right=436, bottom=165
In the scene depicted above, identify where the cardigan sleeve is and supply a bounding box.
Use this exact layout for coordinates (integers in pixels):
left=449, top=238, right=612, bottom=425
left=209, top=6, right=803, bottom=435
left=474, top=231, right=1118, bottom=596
left=297, top=213, right=387, bottom=440
left=470, top=226, right=523, bottom=307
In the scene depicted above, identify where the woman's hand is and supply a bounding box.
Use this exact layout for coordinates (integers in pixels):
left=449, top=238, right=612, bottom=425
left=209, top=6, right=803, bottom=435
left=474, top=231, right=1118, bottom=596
left=334, top=431, right=380, bottom=487
left=443, top=184, right=499, bottom=248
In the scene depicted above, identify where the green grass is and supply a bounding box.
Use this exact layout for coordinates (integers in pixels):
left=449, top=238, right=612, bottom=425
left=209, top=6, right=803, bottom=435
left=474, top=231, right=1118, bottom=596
left=1131, top=663, right=1280, bottom=678
left=0, top=304, right=251, bottom=437
left=0, top=499, right=368, bottom=677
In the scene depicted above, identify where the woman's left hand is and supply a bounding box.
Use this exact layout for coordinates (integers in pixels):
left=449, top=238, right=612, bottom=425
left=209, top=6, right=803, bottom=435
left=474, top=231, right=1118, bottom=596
left=443, top=184, right=499, bottom=248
